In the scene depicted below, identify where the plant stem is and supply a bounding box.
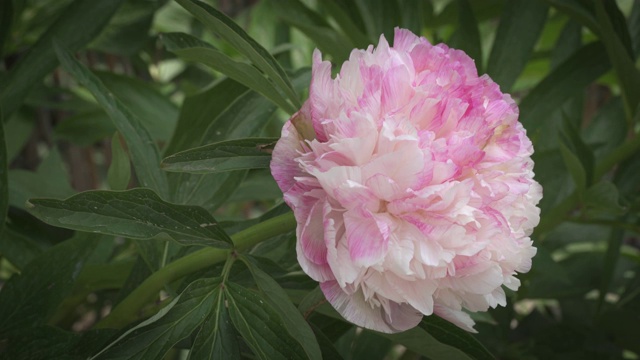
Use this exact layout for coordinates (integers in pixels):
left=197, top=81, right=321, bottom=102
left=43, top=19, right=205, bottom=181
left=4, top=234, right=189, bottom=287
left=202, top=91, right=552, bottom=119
left=95, top=211, right=296, bottom=329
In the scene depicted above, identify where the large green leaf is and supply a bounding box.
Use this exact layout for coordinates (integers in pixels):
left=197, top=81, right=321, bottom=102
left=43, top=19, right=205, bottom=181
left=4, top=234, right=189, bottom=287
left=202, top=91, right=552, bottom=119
left=0, top=0, right=125, bottom=118
left=175, top=0, right=299, bottom=108
left=27, top=188, right=232, bottom=248
left=162, top=137, right=277, bottom=174
left=162, top=32, right=296, bottom=114
left=418, top=316, right=494, bottom=360
left=0, top=232, right=98, bottom=335
left=188, top=289, right=240, bottom=360
left=241, top=256, right=322, bottom=360
left=594, top=0, right=640, bottom=123
left=225, top=282, right=310, bottom=360
left=92, top=277, right=222, bottom=360
left=54, top=43, right=169, bottom=198
left=486, top=0, right=548, bottom=91
left=519, top=42, right=610, bottom=137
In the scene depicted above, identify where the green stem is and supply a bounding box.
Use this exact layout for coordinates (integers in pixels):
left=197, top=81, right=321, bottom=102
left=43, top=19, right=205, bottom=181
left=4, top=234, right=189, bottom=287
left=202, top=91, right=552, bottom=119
left=95, top=212, right=296, bottom=329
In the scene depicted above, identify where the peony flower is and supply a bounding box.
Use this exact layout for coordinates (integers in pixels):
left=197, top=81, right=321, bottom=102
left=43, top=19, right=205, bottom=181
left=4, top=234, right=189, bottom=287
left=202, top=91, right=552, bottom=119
left=270, top=28, right=542, bottom=333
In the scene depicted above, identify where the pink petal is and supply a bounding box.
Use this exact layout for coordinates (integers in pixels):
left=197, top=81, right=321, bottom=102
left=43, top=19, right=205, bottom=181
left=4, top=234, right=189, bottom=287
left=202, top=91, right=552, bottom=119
left=344, top=208, right=390, bottom=267
left=321, top=281, right=423, bottom=333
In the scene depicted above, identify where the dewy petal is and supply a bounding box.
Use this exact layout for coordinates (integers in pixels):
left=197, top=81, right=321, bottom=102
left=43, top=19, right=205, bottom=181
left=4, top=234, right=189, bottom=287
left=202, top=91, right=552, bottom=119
left=320, top=281, right=423, bottom=334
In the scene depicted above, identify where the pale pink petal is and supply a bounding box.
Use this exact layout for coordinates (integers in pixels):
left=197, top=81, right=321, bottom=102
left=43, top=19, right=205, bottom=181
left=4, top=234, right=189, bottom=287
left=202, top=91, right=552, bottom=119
left=321, top=281, right=423, bottom=333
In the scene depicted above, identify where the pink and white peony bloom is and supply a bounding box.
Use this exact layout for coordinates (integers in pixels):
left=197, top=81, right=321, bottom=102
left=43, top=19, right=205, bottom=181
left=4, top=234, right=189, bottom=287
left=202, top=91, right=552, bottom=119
left=270, top=28, right=542, bottom=333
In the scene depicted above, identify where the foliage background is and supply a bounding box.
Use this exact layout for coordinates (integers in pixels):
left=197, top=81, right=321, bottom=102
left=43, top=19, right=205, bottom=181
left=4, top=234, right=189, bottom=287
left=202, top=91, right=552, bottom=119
left=0, top=0, right=639, bottom=359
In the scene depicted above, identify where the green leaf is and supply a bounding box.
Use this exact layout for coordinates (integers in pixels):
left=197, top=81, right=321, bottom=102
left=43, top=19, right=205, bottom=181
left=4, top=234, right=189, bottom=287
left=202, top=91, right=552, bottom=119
left=0, top=112, right=7, bottom=236
left=594, top=0, right=640, bottom=123
left=27, top=188, right=232, bottom=248
left=0, top=225, right=46, bottom=270
left=0, top=0, right=125, bottom=118
left=486, top=0, right=548, bottom=91
left=354, top=0, right=401, bottom=43
left=108, top=133, right=131, bottom=191
left=164, top=78, right=247, bottom=157
left=418, top=316, right=494, bottom=360
left=9, top=149, right=75, bottom=210
left=225, top=282, right=310, bottom=360
left=4, top=110, right=34, bottom=161
left=584, top=181, right=626, bottom=215
left=0, top=232, right=98, bottom=335
left=385, top=325, right=472, bottom=360
left=227, top=170, right=281, bottom=203
left=188, top=289, right=240, bottom=360
left=398, top=0, right=427, bottom=35
left=551, top=20, right=582, bottom=69
left=269, top=0, right=355, bottom=62
left=559, top=141, right=587, bottom=196
left=162, top=137, right=277, bottom=174
left=92, top=277, right=222, bottom=360
left=162, top=32, right=296, bottom=114
left=168, top=84, right=277, bottom=210
left=320, top=0, right=370, bottom=49
left=54, top=42, right=169, bottom=198
left=53, top=110, right=115, bottom=146
left=541, top=0, right=599, bottom=34
left=95, top=71, right=179, bottom=142
left=449, top=0, right=483, bottom=70
left=89, top=0, right=166, bottom=56
left=175, top=0, right=299, bottom=108
left=560, top=116, right=594, bottom=188
left=240, top=255, right=322, bottom=360
left=519, top=42, right=610, bottom=137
